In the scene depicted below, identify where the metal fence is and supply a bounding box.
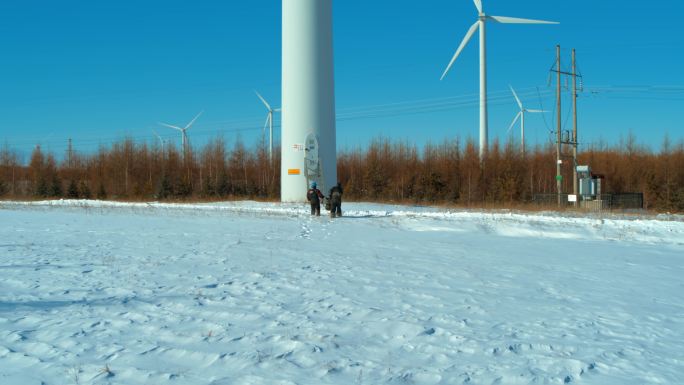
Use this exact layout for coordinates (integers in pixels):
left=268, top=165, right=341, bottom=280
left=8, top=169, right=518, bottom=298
left=531, top=193, right=644, bottom=211
left=609, top=193, right=644, bottom=210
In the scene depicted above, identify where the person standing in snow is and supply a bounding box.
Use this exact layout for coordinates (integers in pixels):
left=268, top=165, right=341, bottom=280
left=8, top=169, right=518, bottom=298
left=329, top=182, right=343, bottom=218
left=307, top=182, right=324, bottom=216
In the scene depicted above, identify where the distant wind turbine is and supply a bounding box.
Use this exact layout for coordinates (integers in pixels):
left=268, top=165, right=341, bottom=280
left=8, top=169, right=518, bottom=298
left=255, top=91, right=280, bottom=162
left=152, top=130, right=166, bottom=155
left=508, top=85, right=546, bottom=153
left=158, top=111, right=203, bottom=159
left=440, top=0, right=558, bottom=159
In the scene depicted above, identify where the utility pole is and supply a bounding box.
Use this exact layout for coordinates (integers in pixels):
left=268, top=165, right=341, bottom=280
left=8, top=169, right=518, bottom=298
left=67, top=138, right=73, bottom=169
left=550, top=48, right=583, bottom=208
left=550, top=46, right=584, bottom=208
left=572, top=49, right=578, bottom=208
left=556, top=45, right=562, bottom=207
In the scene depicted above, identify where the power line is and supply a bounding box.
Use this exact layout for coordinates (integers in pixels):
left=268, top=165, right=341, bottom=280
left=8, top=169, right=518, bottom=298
left=5, top=82, right=681, bottom=152
left=3, top=87, right=555, bottom=148
left=536, top=86, right=554, bottom=135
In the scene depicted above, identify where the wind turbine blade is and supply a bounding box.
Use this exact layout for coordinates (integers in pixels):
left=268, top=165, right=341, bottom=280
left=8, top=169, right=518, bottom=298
left=507, top=111, right=522, bottom=134
left=273, top=108, right=281, bottom=112
left=509, top=85, right=523, bottom=109
left=255, top=91, right=272, bottom=111
left=526, top=109, right=546, bottom=113
left=184, top=111, right=203, bottom=130
left=263, top=114, right=270, bottom=134
left=487, top=15, right=559, bottom=24
left=472, top=0, right=482, bottom=13
left=159, top=122, right=184, bottom=131
left=440, top=21, right=480, bottom=81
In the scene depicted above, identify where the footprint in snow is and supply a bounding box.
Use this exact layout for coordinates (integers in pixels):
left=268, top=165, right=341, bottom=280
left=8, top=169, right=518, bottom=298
left=300, top=223, right=312, bottom=239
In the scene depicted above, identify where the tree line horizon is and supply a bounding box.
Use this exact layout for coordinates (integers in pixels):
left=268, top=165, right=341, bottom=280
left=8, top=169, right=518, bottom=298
left=0, top=134, right=682, bottom=212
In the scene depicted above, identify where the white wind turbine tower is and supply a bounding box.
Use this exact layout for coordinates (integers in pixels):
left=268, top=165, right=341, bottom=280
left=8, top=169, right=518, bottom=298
left=508, top=85, right=545, bottom=153
left=158, top=111, right=203, bottom=159
left=255, top=91, right=280, bottom=162
left=440, top=0, right=558, bottom=159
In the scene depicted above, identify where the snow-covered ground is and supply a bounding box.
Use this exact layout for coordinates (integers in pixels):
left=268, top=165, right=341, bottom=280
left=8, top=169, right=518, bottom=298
left=1, top=200, right=683, bottom=385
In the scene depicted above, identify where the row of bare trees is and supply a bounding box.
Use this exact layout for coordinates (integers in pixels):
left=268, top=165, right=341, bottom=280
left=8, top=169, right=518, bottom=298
left=338, top=136, right=684, bottom=211
left=1, top=136, right=683, bottom=211
left=0, top=138, right=279, bottom=202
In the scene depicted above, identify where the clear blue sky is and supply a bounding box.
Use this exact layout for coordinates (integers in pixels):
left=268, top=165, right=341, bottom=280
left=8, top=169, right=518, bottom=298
left=1, top=0, right=683, bottom=160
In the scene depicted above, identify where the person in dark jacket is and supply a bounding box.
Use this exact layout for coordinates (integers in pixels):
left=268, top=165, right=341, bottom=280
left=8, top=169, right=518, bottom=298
left=329, top=182, right=343, bottom=218
left=306, top=182, right=324, bottom=216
